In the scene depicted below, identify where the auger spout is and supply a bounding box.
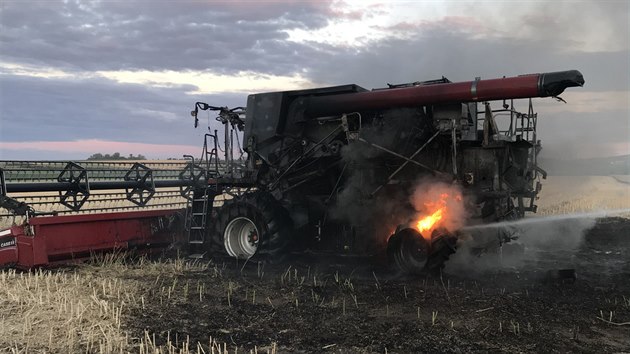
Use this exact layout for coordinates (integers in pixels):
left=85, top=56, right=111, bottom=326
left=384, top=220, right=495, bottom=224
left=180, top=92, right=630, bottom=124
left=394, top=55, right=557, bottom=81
left=302, top=70, right=584, bottom=117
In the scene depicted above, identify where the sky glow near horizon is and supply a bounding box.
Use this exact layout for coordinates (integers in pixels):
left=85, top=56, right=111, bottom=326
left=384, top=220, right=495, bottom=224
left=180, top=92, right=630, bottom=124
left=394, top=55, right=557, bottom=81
left=0, top=0, right=628, bottom=160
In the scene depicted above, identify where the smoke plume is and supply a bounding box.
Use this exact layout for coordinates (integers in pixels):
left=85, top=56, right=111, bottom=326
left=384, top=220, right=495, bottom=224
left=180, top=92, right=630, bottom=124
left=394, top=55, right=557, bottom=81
left=446, top=215, right=598, bottom=274
left=409, top=179, right=469, bottom=232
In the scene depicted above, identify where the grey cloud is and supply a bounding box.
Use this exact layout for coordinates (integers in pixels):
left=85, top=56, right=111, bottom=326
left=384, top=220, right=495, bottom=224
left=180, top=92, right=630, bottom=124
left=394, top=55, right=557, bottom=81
left=0, top=73, right=244, bottom=146
left=305, top=31, right=629, bottom=92
left=296, top=19, right=628, bottom=160
left=1, top=0, right=627, bottom=160
left=1, top=0, right=332, bottom=74
left=447, top=1, right=629, bottom=53
left=100, top=1, right=333, bottom=28
left=299, top=0, right=628, bottom=92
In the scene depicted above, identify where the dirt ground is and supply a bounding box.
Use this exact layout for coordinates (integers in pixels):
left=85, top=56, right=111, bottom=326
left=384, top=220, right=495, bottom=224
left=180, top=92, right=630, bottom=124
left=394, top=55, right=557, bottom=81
left=2, top=174, right=628, bottom=352
left=124, top=217, right=630, bottom=353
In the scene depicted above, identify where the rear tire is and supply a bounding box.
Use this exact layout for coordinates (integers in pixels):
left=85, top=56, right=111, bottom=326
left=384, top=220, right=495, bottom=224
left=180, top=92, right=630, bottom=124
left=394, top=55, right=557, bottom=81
left=388, top=228, right=457, bottom=275
left=211, top=191, right=293, bottom=263
left=387, top=228, right=429, bottom=275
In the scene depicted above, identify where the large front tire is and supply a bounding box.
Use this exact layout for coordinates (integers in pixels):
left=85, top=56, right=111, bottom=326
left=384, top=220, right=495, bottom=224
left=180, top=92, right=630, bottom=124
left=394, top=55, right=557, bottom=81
left=211, top=191, right=293, bottom=262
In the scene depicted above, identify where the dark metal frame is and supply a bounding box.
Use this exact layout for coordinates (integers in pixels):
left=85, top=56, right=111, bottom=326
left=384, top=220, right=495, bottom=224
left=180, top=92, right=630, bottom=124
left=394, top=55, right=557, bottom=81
left=124, top=163, right=155, bottom=206
left=57, top=162, right=90, bottom=211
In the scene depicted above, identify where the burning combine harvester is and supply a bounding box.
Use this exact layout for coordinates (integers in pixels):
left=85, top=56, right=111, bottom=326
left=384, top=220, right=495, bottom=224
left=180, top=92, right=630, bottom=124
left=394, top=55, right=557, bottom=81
left=0, top=70, right=584, bottom=273
left=190, top=70, right=585, bottom=273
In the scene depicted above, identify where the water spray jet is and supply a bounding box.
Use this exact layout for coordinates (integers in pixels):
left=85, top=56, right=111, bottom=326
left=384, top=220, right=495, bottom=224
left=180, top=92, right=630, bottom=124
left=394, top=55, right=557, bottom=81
left=460, top=208, right=630, bottom=232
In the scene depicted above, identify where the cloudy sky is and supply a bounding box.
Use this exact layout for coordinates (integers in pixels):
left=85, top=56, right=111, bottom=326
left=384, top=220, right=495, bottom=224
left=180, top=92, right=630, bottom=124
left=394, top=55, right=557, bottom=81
left=0, top=0, right=628, bottom=160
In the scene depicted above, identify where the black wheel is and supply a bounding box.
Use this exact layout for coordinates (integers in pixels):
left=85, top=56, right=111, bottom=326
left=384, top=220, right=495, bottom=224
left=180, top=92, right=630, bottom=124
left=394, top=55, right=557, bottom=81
left=211, top=191, right=293, bottom=262
left=388, top=227, right=457, bottom=275
left=387, top=228, right=429, bottom=274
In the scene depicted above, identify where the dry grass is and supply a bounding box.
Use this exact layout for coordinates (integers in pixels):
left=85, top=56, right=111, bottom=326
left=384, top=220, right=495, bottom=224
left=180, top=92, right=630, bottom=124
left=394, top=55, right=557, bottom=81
left=536, top=175, right=630, bottom=216
left=0, top=175, right=627, bottom=352
left=1, top=267, right=128, bottom=353
left=0, top=254, right=277, bottom=353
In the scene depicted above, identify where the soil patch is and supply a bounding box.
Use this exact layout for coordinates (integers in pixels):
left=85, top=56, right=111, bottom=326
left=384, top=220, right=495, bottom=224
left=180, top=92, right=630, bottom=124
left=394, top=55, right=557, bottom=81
left=126, top=217, right=630, bottom=353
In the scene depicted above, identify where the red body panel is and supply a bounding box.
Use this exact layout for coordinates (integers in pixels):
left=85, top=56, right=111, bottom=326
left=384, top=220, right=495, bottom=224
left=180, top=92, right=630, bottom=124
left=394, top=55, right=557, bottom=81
left=305, top=74, right=542, bottom=117
left=0, top=209, right=183, bottom=268
left=0, top=227, right=19, bottom=266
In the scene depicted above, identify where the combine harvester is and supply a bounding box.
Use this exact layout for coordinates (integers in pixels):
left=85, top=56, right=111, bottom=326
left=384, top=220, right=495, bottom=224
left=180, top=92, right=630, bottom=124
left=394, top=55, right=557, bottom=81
left=0, top=70, right=584, bottom=272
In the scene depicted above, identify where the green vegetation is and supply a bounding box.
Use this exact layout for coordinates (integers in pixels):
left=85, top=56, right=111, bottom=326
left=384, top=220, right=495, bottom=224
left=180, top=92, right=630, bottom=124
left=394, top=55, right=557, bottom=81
left=87, top=152, right=147, bottom=160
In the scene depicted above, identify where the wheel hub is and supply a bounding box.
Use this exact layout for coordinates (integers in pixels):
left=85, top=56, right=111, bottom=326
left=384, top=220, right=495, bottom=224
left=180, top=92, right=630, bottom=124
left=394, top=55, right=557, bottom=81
left=224, top=217, right=259, bottom=258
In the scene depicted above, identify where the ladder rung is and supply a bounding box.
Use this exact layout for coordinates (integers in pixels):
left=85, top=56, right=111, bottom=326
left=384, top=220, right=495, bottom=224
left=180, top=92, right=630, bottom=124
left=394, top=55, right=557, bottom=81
left=193, top=198, right=207, bottom=202
left=188, top=240, right=204, bottom=244
left=192, top=212, right=206, bottom=216
left=190, top=226, right=205, bottom=230
left=188, top=253, right=205, bottom=259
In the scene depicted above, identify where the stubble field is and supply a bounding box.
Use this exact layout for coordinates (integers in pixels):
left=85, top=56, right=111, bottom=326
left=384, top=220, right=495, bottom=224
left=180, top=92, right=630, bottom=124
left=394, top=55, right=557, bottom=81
left=1, top=175, right=629, bottom=353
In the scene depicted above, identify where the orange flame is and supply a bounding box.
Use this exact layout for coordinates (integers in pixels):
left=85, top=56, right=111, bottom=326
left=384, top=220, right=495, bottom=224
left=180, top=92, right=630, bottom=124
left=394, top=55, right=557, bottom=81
left=415, top=192, right=457, bottom=239
left=410, top=183, right=466, bottom=241
left=416, top=207, right=444, bottom=239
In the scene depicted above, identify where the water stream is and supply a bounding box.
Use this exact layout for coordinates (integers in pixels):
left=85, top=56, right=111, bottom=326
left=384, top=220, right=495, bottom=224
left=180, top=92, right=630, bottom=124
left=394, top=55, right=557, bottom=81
left=460, top=208, right=630, bottom=232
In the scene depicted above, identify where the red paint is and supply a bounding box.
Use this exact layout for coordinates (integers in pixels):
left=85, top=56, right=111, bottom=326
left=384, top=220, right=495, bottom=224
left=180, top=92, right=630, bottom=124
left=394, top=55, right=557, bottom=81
left=305, top=74, right=542, bottom=117
left=0, top=209, right=184, bottom=268
left=475, top=75, right=539, bottom=101
left=0, top=226, right=20, bottom=266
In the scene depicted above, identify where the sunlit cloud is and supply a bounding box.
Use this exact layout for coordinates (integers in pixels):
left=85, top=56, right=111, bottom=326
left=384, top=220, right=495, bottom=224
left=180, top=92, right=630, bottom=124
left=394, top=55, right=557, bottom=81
left=96, top=69, right=318, bottom=94
left=287, top=1, right=627, bottom=53
left=0, top=62, right=87, bottom=79
left=0, top=61, right=319, bottom=95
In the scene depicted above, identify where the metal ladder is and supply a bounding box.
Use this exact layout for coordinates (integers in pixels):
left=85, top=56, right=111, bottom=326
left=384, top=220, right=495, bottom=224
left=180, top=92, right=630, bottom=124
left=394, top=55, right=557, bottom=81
left=185, top=133, right=220, bottom=256
left=187, top=188, right=210, bottom=246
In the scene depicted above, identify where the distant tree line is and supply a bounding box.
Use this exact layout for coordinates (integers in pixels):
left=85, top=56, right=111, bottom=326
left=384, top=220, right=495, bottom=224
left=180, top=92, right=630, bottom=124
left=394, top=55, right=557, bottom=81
left=87, top=152, right=147, bottom=160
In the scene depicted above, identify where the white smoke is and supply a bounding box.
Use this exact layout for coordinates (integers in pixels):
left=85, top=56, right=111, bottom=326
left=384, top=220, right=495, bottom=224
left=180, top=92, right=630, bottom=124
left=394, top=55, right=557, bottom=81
left=447, top=215, right=599, bottom=274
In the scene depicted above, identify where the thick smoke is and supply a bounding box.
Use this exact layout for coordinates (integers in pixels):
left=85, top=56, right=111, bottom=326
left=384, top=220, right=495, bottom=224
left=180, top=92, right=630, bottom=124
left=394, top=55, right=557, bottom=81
left=409, top=179, right=469, bottom=232
left=447, top=215, right=598, bottom=273
left=332, top=170, right=412, bottom=237
left=518, top=216, right=597, bottom=250
left=329, top=108, right=434, bottom=245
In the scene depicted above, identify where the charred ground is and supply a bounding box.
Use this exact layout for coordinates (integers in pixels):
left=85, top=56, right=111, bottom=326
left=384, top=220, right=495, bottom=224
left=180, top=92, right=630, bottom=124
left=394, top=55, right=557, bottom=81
left=127, top=217, right=630, bottom=353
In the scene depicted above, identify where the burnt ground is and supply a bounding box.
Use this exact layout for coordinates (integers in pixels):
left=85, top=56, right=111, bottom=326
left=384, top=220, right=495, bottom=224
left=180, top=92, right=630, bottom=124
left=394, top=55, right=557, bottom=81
left=127, top=217, right=630, bottom=353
